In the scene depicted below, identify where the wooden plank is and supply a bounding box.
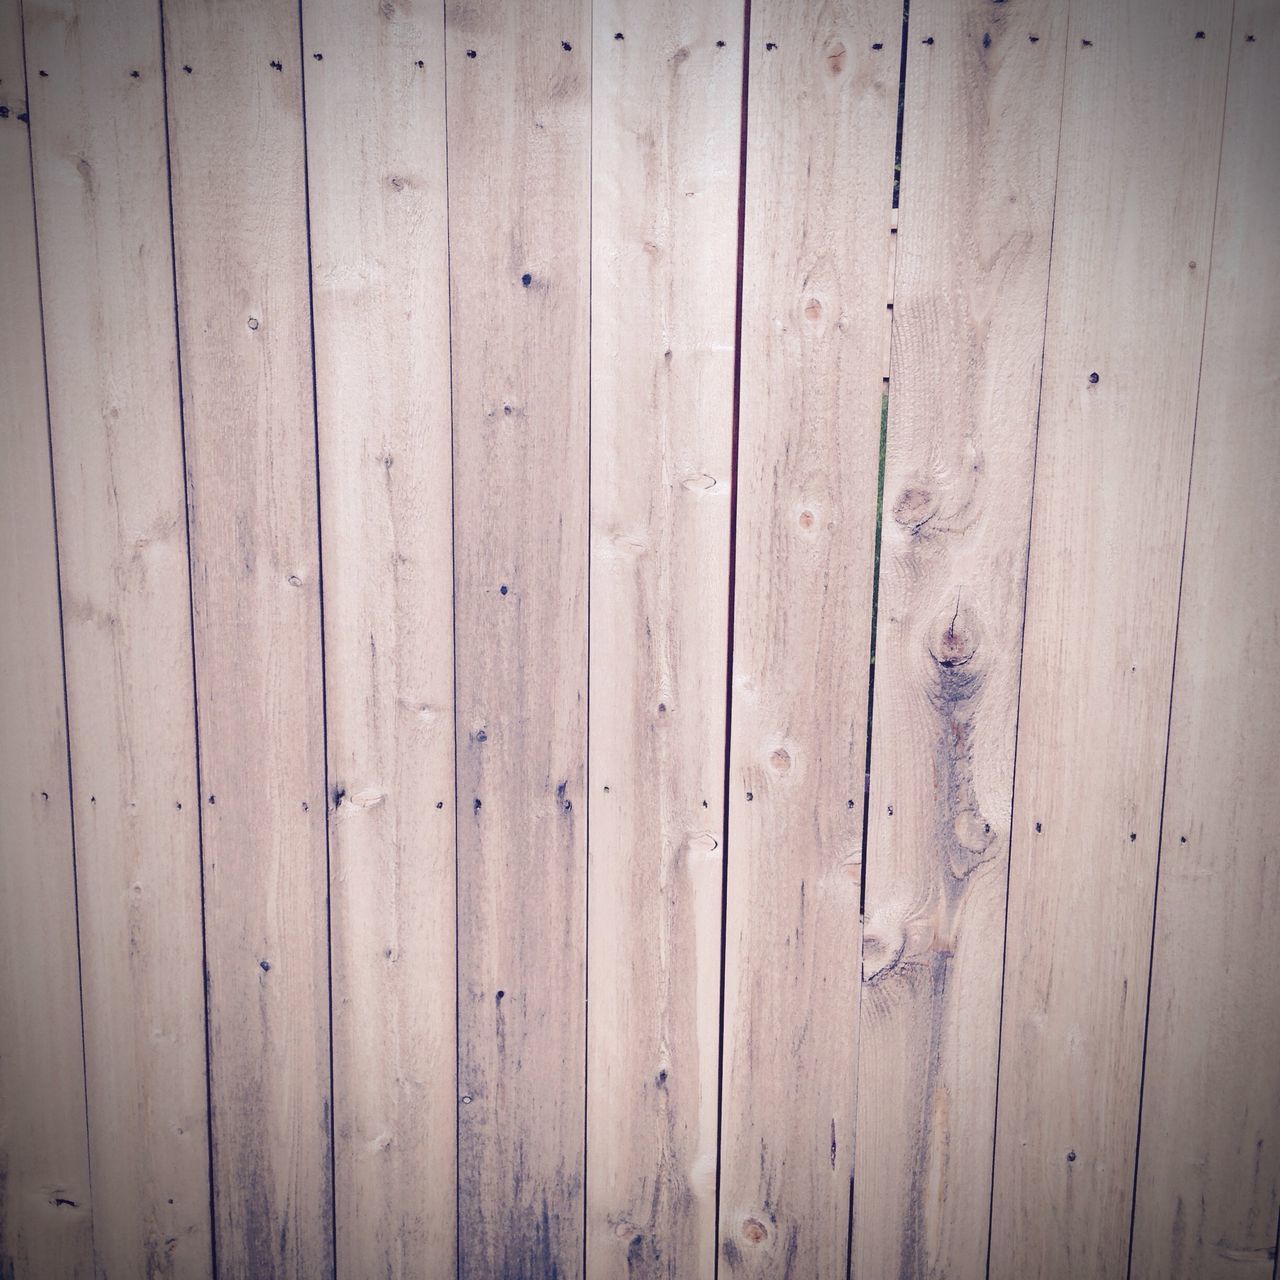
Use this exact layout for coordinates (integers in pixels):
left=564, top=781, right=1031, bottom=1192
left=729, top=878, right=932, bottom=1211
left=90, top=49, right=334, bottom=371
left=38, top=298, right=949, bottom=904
left=0, top=10, right=94, bottom=1275
left=1129, top=8, right=1280, bottom=1277
left=849, top=2, right=1068, bottom=1275
left=717, top=2, right=899, bottom=1274
left=989, top=3, right=1232, bottom=1276
left=22, top=2, right=213, bottom=1274
left=444, top=2, right=591, bottom=1275
left=162, top=4, right=333, bottom=1274
left=299, top=2, right=456, bottom=1275
left=585, top=2, right=741, bottom=1276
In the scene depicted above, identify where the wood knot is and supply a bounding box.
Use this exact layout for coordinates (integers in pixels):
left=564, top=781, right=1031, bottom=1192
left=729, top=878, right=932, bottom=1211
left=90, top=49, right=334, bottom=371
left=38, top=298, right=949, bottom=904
left=804, top=298, right=822, bottom=320
left=825, top=40, right=847, bottom=73
left=798, top=509, right=815, bottom=529
left=893, top=486, right=937, bottom=534
left=742, top=1218, right=768, bottom=1244
left=769, top=747, right=792, bottom=773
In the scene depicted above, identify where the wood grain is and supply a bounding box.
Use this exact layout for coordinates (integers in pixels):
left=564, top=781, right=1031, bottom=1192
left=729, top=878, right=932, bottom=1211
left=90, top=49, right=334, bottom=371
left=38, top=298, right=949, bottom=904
left=300, top=2, right=456, bottom=1275
left=717, top=1, right=899, bottom=1274
left=990, top=3, right=1232, bottom=1276
left=0, top=7, right=93, bottom=1273
left=23, top=2, right=213, bottom=1274
left=444, top=2, right=591, bottom=1275
left=1130, top=6, right=1280, bottom=1276
left=850, top=2, right=1067, bottom=1275
left=162, top=2, right=333, bottom=1274
left=586, top=2, right=741, bottom=1276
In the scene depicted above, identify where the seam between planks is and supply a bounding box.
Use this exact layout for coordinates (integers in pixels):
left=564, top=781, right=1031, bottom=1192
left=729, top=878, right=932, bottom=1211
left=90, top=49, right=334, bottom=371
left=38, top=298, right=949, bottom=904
left=16, top=1, right=98, bottom=1264
left=155, top=0, right=219, bottom=1271
left=294, top=1, right=339, bottom=1269
left=582, top=4, right=593, bottom=1276
left=712, top=2, right=752, bottom=1275
left=982, top=8, right=1075, bottom=1276
left=438, top=2, right=462, bottom=1274
left=1124, top=6, right=1238, bottom=1275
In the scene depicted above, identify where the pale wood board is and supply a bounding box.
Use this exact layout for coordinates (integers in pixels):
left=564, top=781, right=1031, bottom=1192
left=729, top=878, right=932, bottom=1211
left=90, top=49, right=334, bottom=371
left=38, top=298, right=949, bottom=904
left=989, top=2, right=1233, bottom=1276
left=444, top=1, right=592, bottom=1274
left=717, top=1, right=899, bottom=1274
left=850, top=1, right=1068, bottom=1274
left=1129, top=6, right=1280, bottom=1276
left=585, top=2, right=741, bottom=1276
left=300, top=3, right=456, bottom=1275
left=23, top=2, right=213, bottom=1274
left=162, top=2, right=333, bottom=1273
left=0, top=7, right=93, bottom=1273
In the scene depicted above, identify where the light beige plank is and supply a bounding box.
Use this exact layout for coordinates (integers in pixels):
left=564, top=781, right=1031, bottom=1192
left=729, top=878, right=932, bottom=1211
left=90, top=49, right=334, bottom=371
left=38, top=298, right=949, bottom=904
left=0, top=12, right=93, bottom=1275
left=850, top=2, right=1068, bottom=1274
left=300, top=1, right=456, bottom=1275
left=990, top=3, right=1232, bottom=1276
left=163, top=4, right=333, bottom=1274
left=718, top=2, right=899, bottom=1274
left=444, top=2, right=591, bottom=1275
left=1130, top=7, right=1280, bottom=1277
left=22, top=2, right=213, bottom=1274
left=586, top=2, right=741, bottom=1276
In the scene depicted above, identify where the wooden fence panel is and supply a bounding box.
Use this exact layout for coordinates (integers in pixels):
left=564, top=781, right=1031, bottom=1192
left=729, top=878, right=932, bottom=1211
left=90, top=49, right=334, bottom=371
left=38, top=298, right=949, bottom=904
left=990, top=3, right=1232, bottom=1276
left=23, top=2, right=213, bottom=1274
left=717, top=1, right=899, bottom=1274
left=444, top=2, right=591, bottom=1275
left=0, top=7, right=93, bottom=1274
left=850, top=1, right=1068, bottom=1274
left=163, top=2, right=333, bottom=1273
left=1130, top=6, right=1280, bottom=1276
left=585, top=2, right=742, bottom=1277
left=300, top=3, right=456, bottom=1275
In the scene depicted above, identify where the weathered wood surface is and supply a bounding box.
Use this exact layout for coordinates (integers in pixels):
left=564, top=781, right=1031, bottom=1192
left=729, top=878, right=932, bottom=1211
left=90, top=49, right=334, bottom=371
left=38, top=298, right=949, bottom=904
left=851, top=1, right=1068, bottom=1275
left=586, top=2, right=741, bottom=1277
left=1130, top=6, right=1280, bottom=1277
left=444, top=2, right=592, bottom=1275
left=990, top=3, right=1233, bottom=1276
left=718, top=1, right=899, bottom=1274
left=24, top=1, right=213, bottom=1273
left=163, top=1, right=334, bottom=1273
left=0, top=6, right=93, bottom=1274
left=301, top=1, right=456, bottom=1275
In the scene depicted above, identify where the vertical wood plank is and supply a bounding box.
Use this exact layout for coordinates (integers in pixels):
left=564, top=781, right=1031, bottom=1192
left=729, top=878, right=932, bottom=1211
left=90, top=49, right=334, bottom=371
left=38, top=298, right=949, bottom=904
left=0, top=8, right=94, bottom=1274
left=162, top=3, right=334, bottom=1274
left=1130, top=7, right=1280, bottom=1276
left=300, top=1, right=456, bottom=1275
left=585, top=2, right=741, bottom=1276
left=22, top=2, right=213, bottom=1274
left=444, top=2, right=591, bottom=1275
left=990, top=3, right=1232, bottom=1276
left=850, top=2, right=1068, bottom=1274
left=717, top=1, right=899, bottom=1274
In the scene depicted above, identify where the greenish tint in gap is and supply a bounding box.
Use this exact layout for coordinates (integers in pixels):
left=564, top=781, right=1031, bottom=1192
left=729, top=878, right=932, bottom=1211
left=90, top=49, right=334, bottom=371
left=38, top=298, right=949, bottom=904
left=859, top=393, right=890, bottom=920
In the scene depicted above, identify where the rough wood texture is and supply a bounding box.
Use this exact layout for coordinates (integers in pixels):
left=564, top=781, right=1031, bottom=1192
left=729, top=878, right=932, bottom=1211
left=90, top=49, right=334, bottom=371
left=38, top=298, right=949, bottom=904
left=586, top=3, right=741, bottom=1276
left=23, top=2, right=213, bottom=1274
left=990, top=3, right=1232, bottom=1276
left=1130, top=7, right=1280, bottom=1276
left=0, top=8, right=93, bottom=1274
left=850, top=2, right=1067, bottom=1275
left=444, top=2, right=591, bottom=1275
left=163, top=2, right=333, bottom=1274
left=717, top=2, right=899, bottom=1274
left=301, top=2, right=456, bottom=1275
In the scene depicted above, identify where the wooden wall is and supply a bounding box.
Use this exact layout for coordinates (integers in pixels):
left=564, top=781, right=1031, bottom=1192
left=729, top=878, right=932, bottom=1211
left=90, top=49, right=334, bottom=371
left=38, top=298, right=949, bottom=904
left=1, top=1, right=1276, bottom=1277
